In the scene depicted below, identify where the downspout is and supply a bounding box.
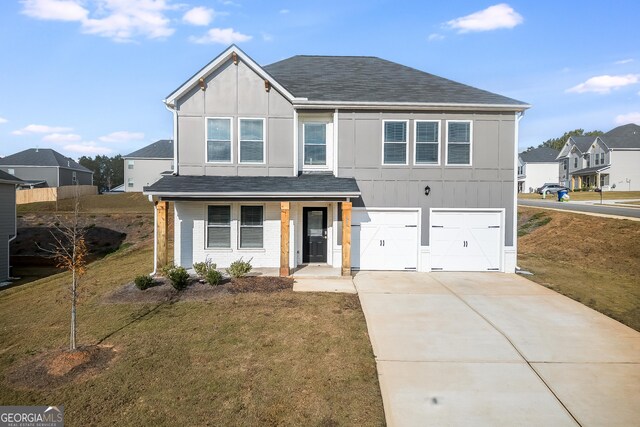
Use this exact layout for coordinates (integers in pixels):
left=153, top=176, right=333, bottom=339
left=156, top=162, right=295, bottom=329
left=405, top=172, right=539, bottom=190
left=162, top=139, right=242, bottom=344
left=514, top=111, right=525, bottom=271
left=164, top=101, right=179, bottom=175
left=151, top=197, right=158, bottom=276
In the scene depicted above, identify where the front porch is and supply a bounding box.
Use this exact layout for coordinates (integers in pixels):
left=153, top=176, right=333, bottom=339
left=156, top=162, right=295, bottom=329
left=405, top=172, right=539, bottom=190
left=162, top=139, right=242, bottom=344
left=570, top=166, right=610, bottom=190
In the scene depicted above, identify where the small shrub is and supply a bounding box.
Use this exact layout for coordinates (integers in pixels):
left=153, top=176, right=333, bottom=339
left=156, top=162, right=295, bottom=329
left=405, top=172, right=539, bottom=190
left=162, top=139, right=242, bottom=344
left=193, top=258, right=217, bottom=279
left=159, top=262, right=175, bottom=278
left=134, top=275, right=154, bottom=290
left=168, top=266, right=190, bottom=290
left=206, top=269, right=223, bottom=286
left=226, top=257, right=253, bottom=278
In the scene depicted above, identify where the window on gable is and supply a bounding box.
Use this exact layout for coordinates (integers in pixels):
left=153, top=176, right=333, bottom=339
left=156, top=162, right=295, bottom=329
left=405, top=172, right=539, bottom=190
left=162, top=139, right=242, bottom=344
left=587, top=155, right=591, bottom=168
left=240, top=206, right=263, bottom=249
left=304, top=123, right=327, bottom=166
left=207, top=118, right=232, bottom=163
left=240, top=119, right=265, bottom=163
left=207, top=205, right=231, bottom=248
left=574, top=157, right=578, bottom=169
left=8, top=168, right=14, bottom=175
left=446, top=121, right=472, bottom=165
left=415, top=121, right=439, bottom=164
left=383, top=121, right=408, bottom=165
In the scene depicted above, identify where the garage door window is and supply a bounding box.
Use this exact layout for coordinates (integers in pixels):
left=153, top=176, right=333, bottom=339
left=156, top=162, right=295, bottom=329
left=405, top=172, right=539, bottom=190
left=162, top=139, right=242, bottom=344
left=383, top=120, right=408, bottom=165
left=446, top=121, right=472, bottom=166
left=415, top=121, right=439, bottom=164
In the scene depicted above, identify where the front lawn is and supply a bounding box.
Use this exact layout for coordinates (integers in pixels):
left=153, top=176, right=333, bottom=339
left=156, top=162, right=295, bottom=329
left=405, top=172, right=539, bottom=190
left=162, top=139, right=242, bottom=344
left=0, top=244, right=385, bottom=426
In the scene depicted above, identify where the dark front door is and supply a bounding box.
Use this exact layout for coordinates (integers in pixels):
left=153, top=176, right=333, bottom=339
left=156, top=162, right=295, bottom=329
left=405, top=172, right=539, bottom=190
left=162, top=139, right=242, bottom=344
left=303, top=207, right=327, bottom=263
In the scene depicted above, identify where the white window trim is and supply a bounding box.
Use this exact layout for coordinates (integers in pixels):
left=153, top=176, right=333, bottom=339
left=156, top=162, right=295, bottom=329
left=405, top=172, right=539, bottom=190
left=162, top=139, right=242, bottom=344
left=127, top=160, right=134, bottom=169
left=413, top=120, right=440, bottom=166
left=238, top=117, right=266, bottom=165
left=205, top=116, right=233, bottom=164
left=382, top=119, right=409, bottom=166
left=238, top=204, right=265, bottom=250
left=72, top=171, right=77, bottom=183
left=205, top=203, right=233, bottom=250
left=127, top=177, right=134, bottom=187
left=445, top=120, right=473, bottom=166
left=303, top=122, right=329, bottom=169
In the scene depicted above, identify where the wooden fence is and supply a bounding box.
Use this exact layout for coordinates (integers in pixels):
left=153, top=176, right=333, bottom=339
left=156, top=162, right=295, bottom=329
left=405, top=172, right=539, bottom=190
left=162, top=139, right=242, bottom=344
left=16, top=185, right=98, bottom=205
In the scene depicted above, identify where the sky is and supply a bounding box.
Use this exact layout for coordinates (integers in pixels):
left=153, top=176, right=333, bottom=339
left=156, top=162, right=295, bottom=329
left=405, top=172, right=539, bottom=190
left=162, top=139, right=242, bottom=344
left=0, top=0, right=639, bottom=159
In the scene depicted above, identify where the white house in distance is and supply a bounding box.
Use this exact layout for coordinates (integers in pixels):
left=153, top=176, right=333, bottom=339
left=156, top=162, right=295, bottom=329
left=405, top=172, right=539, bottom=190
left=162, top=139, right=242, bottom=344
left=123, top=140, right=174, bottom=192
left=557, top=123, right=640, bottom=191
left=517, top=146, right=560, bottom=193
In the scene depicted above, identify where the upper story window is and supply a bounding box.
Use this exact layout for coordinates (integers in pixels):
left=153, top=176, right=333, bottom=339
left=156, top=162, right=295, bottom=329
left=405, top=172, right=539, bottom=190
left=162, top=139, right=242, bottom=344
left=587, top=155, right=591, bottom=168
left=595, top=153, right=599, bottom=165
left=414, top=121, right=439, bottom=165
left=383, top=120, right=408, bottom=165
left=207, top=118, right=232, bottom=163
left=446, top=121, right=472, bottom=166
left=239, top=118, right=265, bottom=163
left=8, top=168, right=14, bottom=175
left=239, top=205, right=263, bottom=249
left=207, top=205, right=231, bottom=248
left=304, top=123, right=327, bottom=166
left=72, top=171, right=77, bottom=183
left=574, top=157, right=578, bottom=169
left=127, top=160, right=134, bottom=169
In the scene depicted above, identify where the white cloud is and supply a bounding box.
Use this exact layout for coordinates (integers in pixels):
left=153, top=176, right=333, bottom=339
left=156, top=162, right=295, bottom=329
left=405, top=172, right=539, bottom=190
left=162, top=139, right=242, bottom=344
left=261, top=32, right=273, bottom=42
left=183, top=6, right=215, bottom=26
left=189, top=27, right=252, bottom=44
left=615, top=58, right=634, bottom=65
left=445, top=3, right=523, bottom=33
left=279, top=9, right=289, bottom=14
left=12, top=124, right=73, bottom=135
left=64, top=141, right=113, bottom=155
left=567, top=74, right=640, bottom=94
left=0, top=117, right=7, bottom=124
left=428, top=33, right=444, bottom=42
left=42, top=133, right=82, bottom=143
left=99, top=131, right=145, bottom=143
left=614, top=112, right=640, bottom=125
left=21, top=0, right=88, bottom=21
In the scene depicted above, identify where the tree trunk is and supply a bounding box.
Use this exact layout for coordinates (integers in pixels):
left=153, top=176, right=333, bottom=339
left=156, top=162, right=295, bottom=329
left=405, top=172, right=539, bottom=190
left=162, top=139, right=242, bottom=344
left=70, top=267, right=77, bottom=351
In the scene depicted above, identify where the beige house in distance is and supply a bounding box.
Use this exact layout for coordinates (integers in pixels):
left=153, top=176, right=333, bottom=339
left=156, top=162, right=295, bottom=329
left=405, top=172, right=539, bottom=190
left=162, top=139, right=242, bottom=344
left=123, top=140, right=174, bottom=192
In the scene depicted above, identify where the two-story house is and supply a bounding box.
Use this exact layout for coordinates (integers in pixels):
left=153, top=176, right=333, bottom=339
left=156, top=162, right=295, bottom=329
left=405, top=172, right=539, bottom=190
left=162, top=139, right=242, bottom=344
left=123, top=139, right=174, bottom=192
left=557, top=124, right=640, bottom=190
left=144, top=46, right=529, bottom=275
left=517, top=147, right=560, bottom=193
left=0, top=170, right=21, bottom=282
left=0, top=148, right=93, bottom=188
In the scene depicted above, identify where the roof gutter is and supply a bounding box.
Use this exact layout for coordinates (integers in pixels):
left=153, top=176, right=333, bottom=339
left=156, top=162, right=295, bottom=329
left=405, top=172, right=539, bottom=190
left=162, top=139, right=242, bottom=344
left=142, top=191, right=361, bottom=198
left=293, top=100, right=531, bottom=112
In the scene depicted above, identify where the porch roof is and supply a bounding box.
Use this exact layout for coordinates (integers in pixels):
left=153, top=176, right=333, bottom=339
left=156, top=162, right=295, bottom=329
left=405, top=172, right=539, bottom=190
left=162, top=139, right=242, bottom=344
left=572, top=165, right=610, bottom=176
left=143, top=174, right=360, bottom=200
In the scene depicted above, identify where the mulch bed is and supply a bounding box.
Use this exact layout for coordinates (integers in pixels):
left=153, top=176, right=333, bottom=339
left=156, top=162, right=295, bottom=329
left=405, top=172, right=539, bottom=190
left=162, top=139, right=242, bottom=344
left=6, top=345, right=117, bottom=390
left=103, top=275, right=294, bottom=304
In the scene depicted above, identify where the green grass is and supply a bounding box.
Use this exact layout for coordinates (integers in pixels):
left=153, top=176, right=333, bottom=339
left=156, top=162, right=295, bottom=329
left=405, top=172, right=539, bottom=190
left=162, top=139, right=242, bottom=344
left=517, top=211, right=552, bottom=237
left=17, top=192, right=152, bottom=215
left=518, top=190, right=640, bottom=201
left=0, top=244, right=384, bottom=426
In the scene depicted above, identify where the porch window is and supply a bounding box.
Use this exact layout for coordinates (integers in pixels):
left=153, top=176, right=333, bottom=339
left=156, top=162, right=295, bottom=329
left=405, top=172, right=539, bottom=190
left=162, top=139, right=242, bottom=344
left=207, top=118, right=232, bottom=163
left=446, top=121, right=472, bottom=165
left=304, top=123, right=327, bottom=165
left=207, top=205, right=231, bottom=248
left=239, top=118, right=265, bottom=163
left=383, top=121, right=408, bottom=164
left=240, top=206, right=263, bottom=248
left=415, top=121, right=439, bottom=164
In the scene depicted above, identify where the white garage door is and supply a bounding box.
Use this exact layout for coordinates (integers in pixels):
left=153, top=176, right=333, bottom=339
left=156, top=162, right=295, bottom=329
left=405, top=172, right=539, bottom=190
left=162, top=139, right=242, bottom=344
left=352, top=210, right=419, bottom=270
left=430, top=210, right=502, bottom=272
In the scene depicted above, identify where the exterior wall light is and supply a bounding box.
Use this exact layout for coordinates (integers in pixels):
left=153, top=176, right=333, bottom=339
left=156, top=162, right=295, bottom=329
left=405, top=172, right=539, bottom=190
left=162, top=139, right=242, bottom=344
left=424, top=185, right=431, bottom=196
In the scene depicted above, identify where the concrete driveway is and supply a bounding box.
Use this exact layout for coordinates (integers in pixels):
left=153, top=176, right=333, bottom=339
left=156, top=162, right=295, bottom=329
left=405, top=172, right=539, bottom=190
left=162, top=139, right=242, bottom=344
left=354, top=272, right=640, bottom=427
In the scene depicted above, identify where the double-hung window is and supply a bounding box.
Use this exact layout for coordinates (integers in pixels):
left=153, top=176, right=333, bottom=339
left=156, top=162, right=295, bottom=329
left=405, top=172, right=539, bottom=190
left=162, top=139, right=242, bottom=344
left=383, top=121, right=408, bottom=165
left=207, top=205, right=231, bottom=248
left=72, top=171, right=77, bottom=183
left=446, top=121, right=472, bottom=165
left=414, top=121, right=439, bottom=164
left=240, top=206, right=263, bottom=248
left=574, top=157, right=578, bottom=169
left=127, top=160, right=134, bottom=169
left=239, top=118, right=265, bottom=163
left=127, top=178, right=134, bottom=188
left=207, top=118, right=232, bottom=163
left=304, top=123, right=327, bottom=166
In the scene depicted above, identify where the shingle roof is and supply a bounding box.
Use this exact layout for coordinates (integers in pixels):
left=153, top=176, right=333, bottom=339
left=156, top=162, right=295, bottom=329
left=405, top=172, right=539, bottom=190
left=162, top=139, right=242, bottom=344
left=0, top=148, right=92, bottom=172
left=569, top=136, right=598, bottom=153
left=602, top=123, right=640, bottom=149
left=571, top=165, right=610, bottom=176
left=0, top=169, right=22, bottom=184
left=124, top=139, right=174, bottom=159
left=144, top=174, right=360, bottom=198
left=519, top=147, right=560, bottom=163
left=263, top=55, right=528, bottom=107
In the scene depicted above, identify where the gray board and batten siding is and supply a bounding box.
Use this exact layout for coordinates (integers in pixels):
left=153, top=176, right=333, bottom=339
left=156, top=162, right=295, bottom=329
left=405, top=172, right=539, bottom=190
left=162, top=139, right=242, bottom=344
left=0, top=182, right=17, bottom=281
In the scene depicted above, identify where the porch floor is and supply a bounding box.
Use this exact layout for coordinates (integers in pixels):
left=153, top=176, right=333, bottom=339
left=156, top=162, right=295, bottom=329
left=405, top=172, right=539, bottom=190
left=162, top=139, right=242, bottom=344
left=292, top=264, right=342, bottom=278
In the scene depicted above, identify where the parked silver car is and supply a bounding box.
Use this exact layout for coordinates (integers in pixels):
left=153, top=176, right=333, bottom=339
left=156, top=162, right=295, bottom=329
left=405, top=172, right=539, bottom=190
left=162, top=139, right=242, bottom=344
left=537, top=183, right=569, bottom=195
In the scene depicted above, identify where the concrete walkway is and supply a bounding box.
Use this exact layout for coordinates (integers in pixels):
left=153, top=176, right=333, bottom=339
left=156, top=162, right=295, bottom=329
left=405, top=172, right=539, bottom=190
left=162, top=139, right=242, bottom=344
left=354, top=271, right=640, bottom=427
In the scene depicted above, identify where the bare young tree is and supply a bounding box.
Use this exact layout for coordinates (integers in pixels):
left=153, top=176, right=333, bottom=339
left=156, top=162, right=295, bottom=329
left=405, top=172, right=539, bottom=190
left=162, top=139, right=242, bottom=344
left=39, top=189, right=88, bottom=351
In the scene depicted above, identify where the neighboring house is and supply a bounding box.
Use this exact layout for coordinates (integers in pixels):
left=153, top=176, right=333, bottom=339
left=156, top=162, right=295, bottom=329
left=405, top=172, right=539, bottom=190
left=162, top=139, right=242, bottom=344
left=123, top=139, right=174, bottom=192
left=0, top=148, right=93, bottom=188
left=557, top=124, right=640, bottom=190
left=0, top=170, right=22, bottom=282
left=144, top=45, right=529, bottom=275
left=517, top=147, right=560, bottom=193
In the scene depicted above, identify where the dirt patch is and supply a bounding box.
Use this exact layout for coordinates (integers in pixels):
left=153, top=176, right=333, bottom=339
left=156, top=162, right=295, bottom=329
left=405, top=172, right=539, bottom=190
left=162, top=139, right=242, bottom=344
left=6, top=345, right=117, bottom=390
left=104, top=276, right=294, bottom=304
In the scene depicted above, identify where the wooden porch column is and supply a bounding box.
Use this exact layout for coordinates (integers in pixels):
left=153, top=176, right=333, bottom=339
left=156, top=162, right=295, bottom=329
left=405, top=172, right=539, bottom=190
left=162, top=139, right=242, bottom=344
left=280, top=202, right=290, bottom=277
left=156, top=201, right=169, bottom=269
left=341, top=201, right=352, bottom=276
